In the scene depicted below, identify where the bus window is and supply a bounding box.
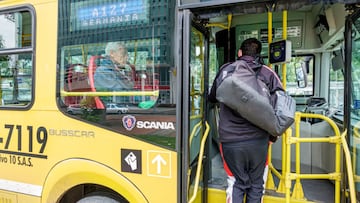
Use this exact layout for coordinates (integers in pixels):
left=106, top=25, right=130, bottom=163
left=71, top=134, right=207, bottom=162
left=282, top=55, right=314, bottom=96
left=190, top=28, right=205, bottom=116
left=329, top=52, right=344, bottom=111
left=264, top=55, right=314, bottom=96
left=58, top=0, right=176, bottom=149
left=351, top=25, right=360, bottom=118
left=0, top=10, right=33, bottom=106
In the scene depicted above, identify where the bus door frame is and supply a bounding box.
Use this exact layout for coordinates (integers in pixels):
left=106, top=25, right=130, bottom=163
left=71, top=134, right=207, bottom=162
left=343, top=6, right=360, bottom=202
left=180, top=8, right=211, bottom=203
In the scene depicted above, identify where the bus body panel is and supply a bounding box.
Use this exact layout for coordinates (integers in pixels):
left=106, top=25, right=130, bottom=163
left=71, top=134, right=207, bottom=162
left=0, top=1, right=179, bottom=202
left=0, top=110, right=178, bottom=202
left=41, top=159, right=148, bottom=203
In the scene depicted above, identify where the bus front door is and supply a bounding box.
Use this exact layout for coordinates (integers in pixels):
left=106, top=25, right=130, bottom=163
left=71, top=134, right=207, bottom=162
left=181, top=9, right=212, bottom=203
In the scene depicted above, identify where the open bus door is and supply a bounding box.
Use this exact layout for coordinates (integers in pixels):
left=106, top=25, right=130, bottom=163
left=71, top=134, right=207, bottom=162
left=344, top=5, right=360, bottom=202
left=181, top=9, right=214, bottom=203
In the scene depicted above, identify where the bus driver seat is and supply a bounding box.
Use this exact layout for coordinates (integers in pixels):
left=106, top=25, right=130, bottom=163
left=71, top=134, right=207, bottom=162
left=88, top=55, right=105, bottom=109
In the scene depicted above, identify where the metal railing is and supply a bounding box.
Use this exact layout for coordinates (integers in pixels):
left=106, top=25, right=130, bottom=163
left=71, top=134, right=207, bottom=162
left=188, top=122, right=210, bottom=203
left=266, top=112, right=356, bottom=203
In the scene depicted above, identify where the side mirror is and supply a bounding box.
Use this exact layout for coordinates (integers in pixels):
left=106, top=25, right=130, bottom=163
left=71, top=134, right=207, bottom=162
left=295, top=62, right=308, bottom=88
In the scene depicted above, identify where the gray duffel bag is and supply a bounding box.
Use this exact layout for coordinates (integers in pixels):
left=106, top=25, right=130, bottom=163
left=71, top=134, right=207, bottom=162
left=216, top=60, right=296, bottom=136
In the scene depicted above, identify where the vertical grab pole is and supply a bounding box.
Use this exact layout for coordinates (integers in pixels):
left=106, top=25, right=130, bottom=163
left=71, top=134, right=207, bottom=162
left=268, top=10, right=273, bottom=50
left=282, top=10, right=287, bottom=89
left=279, top=10, right=288, bottom=190
left=283, top=9, right=303, bottom=200
left=278, top=9, right=288, bottom=188
left=266, top=4, right=277, bottom=191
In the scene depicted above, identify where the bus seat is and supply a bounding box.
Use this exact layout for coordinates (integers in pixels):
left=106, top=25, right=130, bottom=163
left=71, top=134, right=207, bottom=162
left=64, top=64, right=74, bottom=105
left=65, top=64, right=89, bottom=105
left=67, top=64, right=89, bottom=91
left=88, top=56, right=105, bottom=109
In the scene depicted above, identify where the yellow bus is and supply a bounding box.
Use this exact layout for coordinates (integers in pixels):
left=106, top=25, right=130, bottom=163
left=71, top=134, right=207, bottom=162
left=0, top=0, right=359, bottom=202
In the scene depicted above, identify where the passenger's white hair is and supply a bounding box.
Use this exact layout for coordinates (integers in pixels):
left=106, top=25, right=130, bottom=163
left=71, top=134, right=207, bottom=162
left=105, top=42, right=127, bottom=56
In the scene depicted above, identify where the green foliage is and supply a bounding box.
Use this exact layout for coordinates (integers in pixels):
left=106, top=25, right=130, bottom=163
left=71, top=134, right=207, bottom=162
left=81, top=109, right=105, bottom=122
left=0, top=38, right=9, bottom=61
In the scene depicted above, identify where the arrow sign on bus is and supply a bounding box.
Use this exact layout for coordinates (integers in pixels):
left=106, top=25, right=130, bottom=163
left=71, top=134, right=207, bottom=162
left=151, top=154, right=166, bottom=174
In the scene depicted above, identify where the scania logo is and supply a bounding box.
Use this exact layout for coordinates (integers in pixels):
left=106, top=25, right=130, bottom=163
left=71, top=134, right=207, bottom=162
left=122, top=115, right=136, bottom=131
left=122, top=115, right=175, bottom=131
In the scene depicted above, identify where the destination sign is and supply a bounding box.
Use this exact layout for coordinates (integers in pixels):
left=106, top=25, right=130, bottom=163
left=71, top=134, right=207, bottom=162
left=70, top=0, right=149, bottom=31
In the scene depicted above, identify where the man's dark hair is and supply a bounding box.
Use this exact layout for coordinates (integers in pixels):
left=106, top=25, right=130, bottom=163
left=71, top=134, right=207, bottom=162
left=240, top=38, right=262, bottom=57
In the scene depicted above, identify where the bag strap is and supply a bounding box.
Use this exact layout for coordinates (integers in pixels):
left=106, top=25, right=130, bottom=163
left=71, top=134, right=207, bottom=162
left=234, top=59, right=270, bottom=90
left=234, top=59, right=264, bottom=78
left=215, top=62, right=236, bottom=87
left=234, top=60, right=255, bottom=73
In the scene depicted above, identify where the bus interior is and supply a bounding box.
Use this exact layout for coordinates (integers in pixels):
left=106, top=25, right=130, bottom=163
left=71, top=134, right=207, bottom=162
left=184, top=1, right=360, bottom=202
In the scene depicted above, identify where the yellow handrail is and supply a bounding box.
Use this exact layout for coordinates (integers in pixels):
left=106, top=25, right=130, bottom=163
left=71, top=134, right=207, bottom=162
left=206, top=14, right=232, bottom=30
left=187, top=121, right=203, bottom=194
left=188, top=122, right=210, bottom=203
left=60, top=90, right=159, bottom=97
left=189, top=121, right=202, bottom=149
left=265, top=112, right=358, bottom=203
left=340, top=130, right=357, bottom=203
left=285, top=112, right=342, bottom=203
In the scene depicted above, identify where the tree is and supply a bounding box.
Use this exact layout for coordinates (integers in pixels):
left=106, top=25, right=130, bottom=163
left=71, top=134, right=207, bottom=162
left=0, top=36, right=9, bottom=61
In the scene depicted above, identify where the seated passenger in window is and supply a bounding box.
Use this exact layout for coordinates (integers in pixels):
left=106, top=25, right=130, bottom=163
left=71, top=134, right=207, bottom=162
left=94, top=42, right=134, bottom=90
left=94, top=42, right=134, bottom=103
